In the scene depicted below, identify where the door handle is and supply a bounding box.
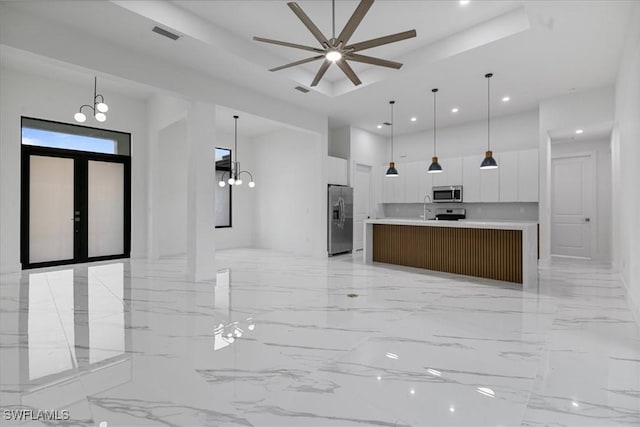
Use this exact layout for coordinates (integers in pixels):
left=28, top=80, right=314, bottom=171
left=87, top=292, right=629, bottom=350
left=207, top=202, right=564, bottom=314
left=585, top=217, right=590, bottom=222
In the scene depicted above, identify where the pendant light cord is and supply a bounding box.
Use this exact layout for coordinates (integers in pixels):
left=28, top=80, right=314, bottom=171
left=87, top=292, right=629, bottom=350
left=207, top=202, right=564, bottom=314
left=233, top=115, right=239, bottom=177
left=433, top=89, right=437, bottom=157
left=390, top=101, right=395, bottom=161
left=486, top=74, right=491, bottom=151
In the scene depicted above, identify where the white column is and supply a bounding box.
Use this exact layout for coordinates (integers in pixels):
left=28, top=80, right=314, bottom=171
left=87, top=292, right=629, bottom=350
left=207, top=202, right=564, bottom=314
left=186, top=102, right=216, bottom=281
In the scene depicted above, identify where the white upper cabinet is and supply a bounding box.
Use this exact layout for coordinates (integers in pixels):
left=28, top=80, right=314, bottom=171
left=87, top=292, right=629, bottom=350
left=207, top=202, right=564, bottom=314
left=498, top=151, right=518, bottom=202
left=327, top=156, right=348, bottom=185
left=382, top=163, right=405, bottom=203
left=462, top=155, right=482, bottom=203
left=518, top=149, right=539, bottom=202
left=432, top=157, right=463, bottom=187
left=480, top=164, right=500, bottom=202
left=403, top=161, right=421, bottom=203
left=418, top=164, right=433, bottom=202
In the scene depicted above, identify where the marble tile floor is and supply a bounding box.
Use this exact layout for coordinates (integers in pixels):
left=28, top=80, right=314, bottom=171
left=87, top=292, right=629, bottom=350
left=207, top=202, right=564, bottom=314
left=0, top=249, right=638, bottom=426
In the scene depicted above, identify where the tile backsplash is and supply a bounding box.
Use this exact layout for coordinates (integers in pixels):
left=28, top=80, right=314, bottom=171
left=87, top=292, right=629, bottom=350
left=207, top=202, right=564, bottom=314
left=381, top=202, right=539, bottom=221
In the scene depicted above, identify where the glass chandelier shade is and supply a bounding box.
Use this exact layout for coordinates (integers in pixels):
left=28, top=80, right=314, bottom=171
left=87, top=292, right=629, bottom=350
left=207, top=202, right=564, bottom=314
left=74, top=76, right=109, bottom=123
left=218, top=115, right=256, bottom=188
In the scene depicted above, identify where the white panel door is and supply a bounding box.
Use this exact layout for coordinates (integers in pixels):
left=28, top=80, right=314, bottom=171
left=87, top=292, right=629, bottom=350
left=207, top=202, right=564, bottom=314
left=499, top=151, right=519, bottom=202
left=88, top=160, right=124, bottom=257
left=29, top=155, right=75, bottom=264
left=353, top=164, right=371, bottom=251
left=404, top=162, right=421, bottom=203
left=551, top=155, right=594, bottom=258
left=519, top=149, right=539, bottom=202
left=462, top=155, right=482, bottom=202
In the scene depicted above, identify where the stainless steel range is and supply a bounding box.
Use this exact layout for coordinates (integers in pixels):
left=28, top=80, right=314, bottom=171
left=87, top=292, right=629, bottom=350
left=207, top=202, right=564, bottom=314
left=434, top=207, right=466, bottom=221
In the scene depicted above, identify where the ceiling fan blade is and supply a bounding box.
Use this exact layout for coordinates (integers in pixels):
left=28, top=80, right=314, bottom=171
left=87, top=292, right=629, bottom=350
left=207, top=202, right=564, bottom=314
left=253, top=37, right=324, bottom=53
left=336, top=0, right=374, bottom=46
left=311, top=59, right=331, bottom=87
left=345, top=53, right=403, bottom=69
left=336, top=60, right=362, bottom=86
left=287, top=2, right=330, bottom=47
left=269, top=55, right=324, bottom=72
left=346, top=29, right=417, bottom=52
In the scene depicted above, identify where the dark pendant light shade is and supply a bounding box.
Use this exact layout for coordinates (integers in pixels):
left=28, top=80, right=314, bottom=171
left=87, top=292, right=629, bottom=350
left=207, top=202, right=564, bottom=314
left=428, top=157, right=443, bottom=173
left=428, top=88, right=443, bottom=174
left=480, top=73, right=499, bottom=170
left=386, top=161, right=399, bottom=177
left=480, top=151, right=498, bottom=169
left=385, top=100, right=398, bottom=177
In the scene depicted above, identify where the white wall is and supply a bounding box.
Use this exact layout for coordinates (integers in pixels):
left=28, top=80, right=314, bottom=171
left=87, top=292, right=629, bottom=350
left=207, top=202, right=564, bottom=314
left=539, top=86, right=615, bottom=265
left=0, top=66, right=149, bottom=273
left=252, top=128, right=324, bottom=257
left=393, top=110, right=539, bottom=160
left=613, top=3, right=640, bottom=315
left=350, top=127, right=387, bottom=218
left=551, top=139, right=612, bottom=261
left=214, top=130, right=255, bottom=250
left=157, top=119, right=188, bottom=257
left=329, top=126, right=350, bottom=159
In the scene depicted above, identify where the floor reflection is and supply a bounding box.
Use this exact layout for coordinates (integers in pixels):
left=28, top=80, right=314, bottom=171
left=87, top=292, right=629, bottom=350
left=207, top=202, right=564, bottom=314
left=18, top=263, right=131, bottom=401
left=213, top=269, right=256, bottom=351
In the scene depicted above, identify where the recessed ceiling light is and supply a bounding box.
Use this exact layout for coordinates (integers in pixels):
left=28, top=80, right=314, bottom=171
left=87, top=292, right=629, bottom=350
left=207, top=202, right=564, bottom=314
left=460, top=0, right=470, bottom=5
left=377, top=125, right=382, bottom=129
left=451, top=108, right=459, bottom=113
left=502, top=96, right=510, bottom=102
left=575, top=129, right=583, bottom=134
left=411, top=117, right=417, bottom=122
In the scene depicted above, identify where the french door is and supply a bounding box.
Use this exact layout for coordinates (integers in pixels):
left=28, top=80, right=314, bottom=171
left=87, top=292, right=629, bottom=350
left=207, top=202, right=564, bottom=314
left=21, top=145, right=131, bottom=269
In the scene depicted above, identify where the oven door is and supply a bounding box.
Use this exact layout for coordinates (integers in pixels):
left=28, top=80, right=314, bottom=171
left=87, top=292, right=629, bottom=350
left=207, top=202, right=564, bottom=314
left=432, top=188, right=454, bottom=202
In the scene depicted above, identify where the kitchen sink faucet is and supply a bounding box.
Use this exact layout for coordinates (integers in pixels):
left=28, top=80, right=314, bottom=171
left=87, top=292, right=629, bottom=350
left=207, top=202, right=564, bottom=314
left=421, top=194, right=433, bottom=220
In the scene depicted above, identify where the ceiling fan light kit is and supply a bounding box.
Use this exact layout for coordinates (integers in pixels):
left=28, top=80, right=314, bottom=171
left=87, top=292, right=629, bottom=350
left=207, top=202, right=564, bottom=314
left=254, top=0, right=416, bottom=87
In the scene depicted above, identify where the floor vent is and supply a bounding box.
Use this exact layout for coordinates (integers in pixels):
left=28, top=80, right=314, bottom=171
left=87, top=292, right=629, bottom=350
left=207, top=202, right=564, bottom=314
left=294, top=86, right=310, bottom=93
left=152, top=26, right=180, bottom=41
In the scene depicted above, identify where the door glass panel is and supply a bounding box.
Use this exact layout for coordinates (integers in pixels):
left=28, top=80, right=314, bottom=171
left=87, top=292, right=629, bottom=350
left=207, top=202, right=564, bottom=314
left=88, top=161, right=124, bottom=257
left=29, top=155, right=75, bottom=264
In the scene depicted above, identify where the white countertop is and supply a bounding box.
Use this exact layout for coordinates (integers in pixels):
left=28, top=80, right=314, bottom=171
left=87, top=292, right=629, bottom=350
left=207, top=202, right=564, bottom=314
left=366, top=218, right=538, bottom=231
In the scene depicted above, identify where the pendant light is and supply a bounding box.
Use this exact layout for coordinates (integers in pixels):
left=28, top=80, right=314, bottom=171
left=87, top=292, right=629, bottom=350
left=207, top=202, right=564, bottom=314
left=428, top=88, right=443, bottom=174
left=218, top=116, right=256, bottom=188
left=74, top=76, right=109, bottom=123
left=385, top=100, right=398, bottom=177
left=480, top=73, right=498, bottom=169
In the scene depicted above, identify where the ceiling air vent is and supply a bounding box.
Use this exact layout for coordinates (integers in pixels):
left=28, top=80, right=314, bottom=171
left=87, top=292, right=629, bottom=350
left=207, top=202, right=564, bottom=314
left=383, top=122, right=392, bottom=126
left=152, top=26, right=180, bottom=41
left=294, top=86, right=310, bottom=93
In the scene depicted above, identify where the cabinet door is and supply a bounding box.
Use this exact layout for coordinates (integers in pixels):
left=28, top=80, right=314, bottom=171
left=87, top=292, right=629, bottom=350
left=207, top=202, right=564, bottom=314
left=499, top=151, right=518, bottom=202
left=447, top=157, right=463, bottom=185
left=518, top=149, right=539, bottom=202
left=419, top=164, right=433, bottom=202
left=480, top=166, right=499, bottom=202
left=462, top=155, right=481, bottom=202
left=404, top=162, right=421, bottom=203
left=382, top=164, right=405, bottom=203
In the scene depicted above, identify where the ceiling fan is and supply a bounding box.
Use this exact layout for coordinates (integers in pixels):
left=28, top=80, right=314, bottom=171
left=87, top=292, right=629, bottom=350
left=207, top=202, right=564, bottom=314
left=253, top=0, right=417, bottom=87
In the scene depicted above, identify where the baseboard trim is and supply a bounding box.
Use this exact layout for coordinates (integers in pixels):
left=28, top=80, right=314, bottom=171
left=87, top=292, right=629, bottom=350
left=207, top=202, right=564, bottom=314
left=620, top=273, right=640, bottom=325
left=0, top=263, right=22, bottom=275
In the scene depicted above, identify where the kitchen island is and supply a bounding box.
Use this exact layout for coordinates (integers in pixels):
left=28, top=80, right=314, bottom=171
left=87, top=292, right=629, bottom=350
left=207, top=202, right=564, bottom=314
left=363, top=219, right=538, bottom=289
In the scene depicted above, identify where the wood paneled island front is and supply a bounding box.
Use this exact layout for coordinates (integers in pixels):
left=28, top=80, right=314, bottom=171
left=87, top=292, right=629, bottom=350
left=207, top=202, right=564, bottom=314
left=364, top=219, right=538, bottom=289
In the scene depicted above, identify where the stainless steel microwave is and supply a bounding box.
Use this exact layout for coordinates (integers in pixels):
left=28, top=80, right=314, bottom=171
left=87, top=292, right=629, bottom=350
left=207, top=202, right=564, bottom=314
left=432, top=185, right=463, bottom=203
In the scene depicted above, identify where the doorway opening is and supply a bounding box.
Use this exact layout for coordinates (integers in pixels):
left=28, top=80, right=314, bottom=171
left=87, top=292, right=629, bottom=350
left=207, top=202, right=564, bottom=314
left=20, top=117, right=131, bottom=269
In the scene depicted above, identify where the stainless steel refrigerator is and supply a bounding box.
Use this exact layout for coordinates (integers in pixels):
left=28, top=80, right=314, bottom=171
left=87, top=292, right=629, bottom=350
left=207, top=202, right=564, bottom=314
left=328, top=185, right=353, bottom=256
